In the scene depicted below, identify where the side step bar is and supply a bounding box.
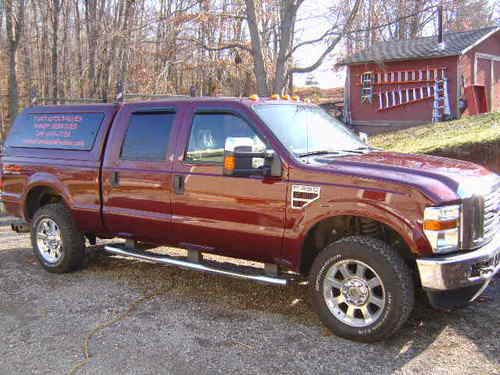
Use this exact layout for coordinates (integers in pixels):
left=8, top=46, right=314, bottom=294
left=11, top=221, right=30, bottom=233
left=104, top=245, right=289, bottom=286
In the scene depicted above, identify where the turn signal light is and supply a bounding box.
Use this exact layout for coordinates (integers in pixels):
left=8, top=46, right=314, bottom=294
left=224, top=155, right=236, bottom=170
left=249, top=94, right=259, bottom=101
left=281, top=94, right=290, bottom=100
left=270, top=94, right=280, bottom=100
left=423, top=219, right=458, bottom=231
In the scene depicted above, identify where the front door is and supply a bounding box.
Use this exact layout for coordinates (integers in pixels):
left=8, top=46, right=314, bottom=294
left=102, top=105, right=181, bottom=243
left=171, top=105, right=287, bottom=264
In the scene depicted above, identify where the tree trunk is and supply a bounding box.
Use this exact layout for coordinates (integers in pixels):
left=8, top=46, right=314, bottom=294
left=244, top=0, right=268, bottom=96
left=5, top=0, right=25, bottom=123
left=50, top=0, right=61, bottom=103
left=22, top=42, right=34, bottom=106
left=115, top=0, right=136, bottom=97
left=272, top=0, right=297, bottom=94
left=0, top=0, right=4, bottom=33
left=74, top=0, right=84, bottom=98
left=85, top=0, right=98, bottom=97
left=7, top=45, right=19, bottom=122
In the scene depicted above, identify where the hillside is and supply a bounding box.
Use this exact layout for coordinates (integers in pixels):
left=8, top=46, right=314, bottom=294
left=370, top=112, right=500, bottom=172
left=371, top=112, right=500, bottom=153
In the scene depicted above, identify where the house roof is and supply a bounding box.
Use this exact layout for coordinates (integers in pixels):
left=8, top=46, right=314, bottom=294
left=340, top=26, right=499, bottom=65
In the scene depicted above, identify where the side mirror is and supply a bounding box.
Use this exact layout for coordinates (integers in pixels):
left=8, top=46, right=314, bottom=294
left=223, top=137, right=282, bottom=177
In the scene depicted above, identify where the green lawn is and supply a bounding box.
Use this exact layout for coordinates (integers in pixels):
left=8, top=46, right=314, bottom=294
left=370, top=112, right=500, bottom=153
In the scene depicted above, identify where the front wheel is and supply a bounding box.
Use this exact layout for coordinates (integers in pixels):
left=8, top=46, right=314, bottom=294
left=31, top=203, right=86, bottom=273
left=309, top=236, right=415, bottom=342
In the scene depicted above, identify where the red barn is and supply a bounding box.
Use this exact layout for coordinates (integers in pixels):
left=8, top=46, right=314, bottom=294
left=340, top=26, right=500, bottom=134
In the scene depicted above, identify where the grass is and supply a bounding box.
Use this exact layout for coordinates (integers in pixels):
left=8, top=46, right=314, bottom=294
left=370, top=112, right=500, bottom=154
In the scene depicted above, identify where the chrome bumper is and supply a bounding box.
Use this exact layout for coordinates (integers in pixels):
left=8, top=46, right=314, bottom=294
left=417, top=232, right=500, bottom=291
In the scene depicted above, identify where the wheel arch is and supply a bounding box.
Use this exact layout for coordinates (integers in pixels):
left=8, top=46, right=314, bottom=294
left=298, top=207, right=421, bottom=275
left=22, top=174, right=72, bottom=221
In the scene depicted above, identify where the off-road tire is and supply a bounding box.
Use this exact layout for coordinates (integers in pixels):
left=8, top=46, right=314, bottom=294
left=31, top=203, right=86, bottom=273
left=309, top=236, right=414, bottom=342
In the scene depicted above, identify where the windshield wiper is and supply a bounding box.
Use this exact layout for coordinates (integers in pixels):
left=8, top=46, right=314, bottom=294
left=353, top=146, right=382, bottom=152
left=297, top=150, right=341, bottom=157
left=335, top=146, right=379, bottom=154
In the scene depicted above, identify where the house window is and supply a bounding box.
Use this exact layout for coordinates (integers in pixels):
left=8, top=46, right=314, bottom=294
left=360, top=71, right=374, bottom=103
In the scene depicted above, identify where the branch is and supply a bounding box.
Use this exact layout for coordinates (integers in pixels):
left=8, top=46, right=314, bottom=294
left=201, top=43, right=252, bottom=53
left=288, top=34, right=342, bottom=74
left=288, top=27, right=341, bottom=58
left=288, top=0, right=362, bottom=75
left=179, top=38, right=252, bottom=53
left=344, top=4, right=438, bottom=35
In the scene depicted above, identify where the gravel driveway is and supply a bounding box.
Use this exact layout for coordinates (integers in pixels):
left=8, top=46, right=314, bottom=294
left=0, top=218, right=498, bottom=375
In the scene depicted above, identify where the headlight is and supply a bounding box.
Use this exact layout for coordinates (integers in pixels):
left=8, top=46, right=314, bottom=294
left=423, top=204, right=461, bottom=253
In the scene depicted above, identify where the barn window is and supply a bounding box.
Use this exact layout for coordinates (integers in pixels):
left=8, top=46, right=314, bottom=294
left=360, top=71, right=374, bottom=103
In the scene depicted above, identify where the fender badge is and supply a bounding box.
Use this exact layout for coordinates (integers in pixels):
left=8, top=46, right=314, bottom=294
left=291, top=185, right=321, bottom=209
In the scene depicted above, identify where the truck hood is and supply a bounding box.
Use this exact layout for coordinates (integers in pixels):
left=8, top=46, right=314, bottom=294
left=308, top=151, right=497, bottom=202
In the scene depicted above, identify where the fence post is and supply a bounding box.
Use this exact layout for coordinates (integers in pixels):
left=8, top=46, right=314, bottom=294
left=30, top=88, right=38, bottom=107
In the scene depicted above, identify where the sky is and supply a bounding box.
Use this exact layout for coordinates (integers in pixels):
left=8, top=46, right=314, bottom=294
left=292, top=1, right=345, bottom=88
left=292, top=0, right=500, bottom=89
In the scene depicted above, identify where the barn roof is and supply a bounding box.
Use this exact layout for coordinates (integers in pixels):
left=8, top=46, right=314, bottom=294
left=340, top=26, right=499, bottom=65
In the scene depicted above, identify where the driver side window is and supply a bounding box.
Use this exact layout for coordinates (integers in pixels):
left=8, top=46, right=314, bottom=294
left=185, top=113, right=265, bottom=164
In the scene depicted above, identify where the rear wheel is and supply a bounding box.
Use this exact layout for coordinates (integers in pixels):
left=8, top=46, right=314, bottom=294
left=31, top=203, right=86, bottom=273
left=309, top=236, right=414, bottom=342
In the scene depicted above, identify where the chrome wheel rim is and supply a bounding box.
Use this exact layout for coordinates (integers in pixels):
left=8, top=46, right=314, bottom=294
left=323, top=259, right=385, bottom=328
left=36, top=218, right=63, bottom=264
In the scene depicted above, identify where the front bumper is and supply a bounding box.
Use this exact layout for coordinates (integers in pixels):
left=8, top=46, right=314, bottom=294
left=416, top=232, right=499, bottom=307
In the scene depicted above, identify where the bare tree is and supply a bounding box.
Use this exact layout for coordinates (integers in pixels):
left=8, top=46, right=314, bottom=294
left=5, top=0, right=25, bottom=121
left=0, top=0, right=5, bottom=33
left=0, top=0, right=496, bottom=131
left=74, top=0, right=84, bottom=97
left=243, top=0, right=362, bottom=95
left=49, top=0, right=64, bottom=102
left=114, top=0, right=136, bottom=97
left=244, top=0, right=269, bottom=96
left=85, top=0, right=98, bottom=97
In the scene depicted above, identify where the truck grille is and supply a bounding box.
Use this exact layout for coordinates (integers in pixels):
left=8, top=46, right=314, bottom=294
left=483, top=185, right=499, bottom=242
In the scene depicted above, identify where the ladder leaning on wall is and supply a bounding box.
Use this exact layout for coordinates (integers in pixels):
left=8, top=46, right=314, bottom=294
left=375, top=67, right=447, bottom=112
left=432, top=74, right=451, bottom=123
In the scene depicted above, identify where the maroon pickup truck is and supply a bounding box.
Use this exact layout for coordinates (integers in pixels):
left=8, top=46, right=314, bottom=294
left=1, top=96, right=498, bottom=342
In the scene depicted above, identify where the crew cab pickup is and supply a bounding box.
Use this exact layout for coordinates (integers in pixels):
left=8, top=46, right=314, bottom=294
left=1, top=97, right=498, bottom=342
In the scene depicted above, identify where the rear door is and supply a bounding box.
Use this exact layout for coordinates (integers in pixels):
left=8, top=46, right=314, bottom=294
left=170, top=103, right=287, bottom=264
left=101, top=103, right=184, bottom=243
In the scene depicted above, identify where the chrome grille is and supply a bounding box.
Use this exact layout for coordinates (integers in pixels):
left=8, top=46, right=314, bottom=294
left=483, top=185, right=499, bottom=242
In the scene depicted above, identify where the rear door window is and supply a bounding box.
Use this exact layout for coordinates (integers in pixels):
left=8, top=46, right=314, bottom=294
left=6, top=113, right=104, bottom=150
left=120, top=112, right=175, bottom=161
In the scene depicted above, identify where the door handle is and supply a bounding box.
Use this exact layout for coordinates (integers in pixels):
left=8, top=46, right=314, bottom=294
left=110, top=171, right=120, bottom=187
left=173, top=175, right=185, bottom=194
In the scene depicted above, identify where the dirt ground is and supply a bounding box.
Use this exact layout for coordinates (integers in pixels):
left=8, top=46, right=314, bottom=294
left=0, top=217, right=498, bottom=375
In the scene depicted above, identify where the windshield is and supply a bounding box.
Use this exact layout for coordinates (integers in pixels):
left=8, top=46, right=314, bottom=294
left=253, top=104, right=365, bottom=157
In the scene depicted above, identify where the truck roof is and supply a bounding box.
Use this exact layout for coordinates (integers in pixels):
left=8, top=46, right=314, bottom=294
left=27, top=96, right=310, bottom=112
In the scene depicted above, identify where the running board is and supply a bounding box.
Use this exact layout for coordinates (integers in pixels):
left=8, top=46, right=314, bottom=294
left=11, top=220, right=30, bottom=233
left=103, top=245, right=289, bottom=286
